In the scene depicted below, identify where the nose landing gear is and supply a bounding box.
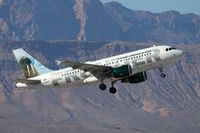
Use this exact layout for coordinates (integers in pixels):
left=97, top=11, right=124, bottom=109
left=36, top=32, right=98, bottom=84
left=161, top=73, right=166, bottom=78
left=159, top=68, right=166, bottom=78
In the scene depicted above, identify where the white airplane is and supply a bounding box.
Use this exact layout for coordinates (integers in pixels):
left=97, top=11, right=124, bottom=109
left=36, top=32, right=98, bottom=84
left=13, top=45, right=183, bottom=94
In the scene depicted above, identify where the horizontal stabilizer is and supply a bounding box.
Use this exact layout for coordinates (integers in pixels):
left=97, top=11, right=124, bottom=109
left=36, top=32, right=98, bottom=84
left=14, top=79, right=41, bottom=85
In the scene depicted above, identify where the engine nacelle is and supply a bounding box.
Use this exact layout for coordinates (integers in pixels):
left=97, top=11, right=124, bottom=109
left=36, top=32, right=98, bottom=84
left=121, top=71, right=147, bottom=84
left=112, top=65, right=132, bottom=78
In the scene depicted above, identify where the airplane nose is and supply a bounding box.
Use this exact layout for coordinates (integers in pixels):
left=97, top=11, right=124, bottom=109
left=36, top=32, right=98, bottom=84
left=175, top=49, right=184, bottom=59
left=178, top=50, right=183, bottom=56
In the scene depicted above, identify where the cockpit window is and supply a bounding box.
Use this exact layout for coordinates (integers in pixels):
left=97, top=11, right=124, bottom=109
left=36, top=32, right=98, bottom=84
left=166, top=47, right=176, bottom=51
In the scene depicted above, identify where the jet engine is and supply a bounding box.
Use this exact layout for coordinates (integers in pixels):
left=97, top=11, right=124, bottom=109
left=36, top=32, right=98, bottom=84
left=121, top=71, right=147, bottom=83
left=112, top=65, right=132, bottom=78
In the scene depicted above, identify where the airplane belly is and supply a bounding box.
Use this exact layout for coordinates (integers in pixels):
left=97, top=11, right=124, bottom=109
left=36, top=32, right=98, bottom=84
left=62, top=78, right=100, bottom=88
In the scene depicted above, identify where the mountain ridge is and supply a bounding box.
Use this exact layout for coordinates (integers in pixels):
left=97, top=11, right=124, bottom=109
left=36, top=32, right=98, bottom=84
left=104, top=1, right=200, bottom=43
left=0, top=0, right=200, bottom=43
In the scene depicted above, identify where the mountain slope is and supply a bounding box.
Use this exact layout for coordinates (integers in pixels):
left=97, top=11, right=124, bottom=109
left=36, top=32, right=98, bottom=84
left=0, top=0, right=200, bottom=43
left=104, top=2, right=200, bottom=44
left=0, top=41, right=200, bottom=132
left=0, top=0, right=80, bottom=40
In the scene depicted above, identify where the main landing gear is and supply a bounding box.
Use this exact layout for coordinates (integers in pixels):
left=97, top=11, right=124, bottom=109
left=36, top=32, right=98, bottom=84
left=99, top=83, right=106, bottom=91
left=109, top=81, right=117, bottom=94
left=159, top=67, right=166, bottom=78
left=109, top=87, right=117, bottom=94
left=99, top=81, right=117, bottom=94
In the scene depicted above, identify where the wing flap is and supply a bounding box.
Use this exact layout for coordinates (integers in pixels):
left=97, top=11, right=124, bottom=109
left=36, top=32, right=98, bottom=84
left=56, top=60, right=112, bottom=78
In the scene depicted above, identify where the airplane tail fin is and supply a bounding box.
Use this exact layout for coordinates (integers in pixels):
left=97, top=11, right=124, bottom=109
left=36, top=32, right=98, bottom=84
left=12, top=48, right=53, bottom=79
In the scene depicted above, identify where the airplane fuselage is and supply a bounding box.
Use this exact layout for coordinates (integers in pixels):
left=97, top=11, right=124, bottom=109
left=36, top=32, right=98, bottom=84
left=16, top=45, right=183, bottom=89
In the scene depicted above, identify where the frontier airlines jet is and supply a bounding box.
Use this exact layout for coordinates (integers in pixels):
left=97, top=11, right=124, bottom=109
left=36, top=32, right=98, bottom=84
left=13, top=45, right=183, bottom=94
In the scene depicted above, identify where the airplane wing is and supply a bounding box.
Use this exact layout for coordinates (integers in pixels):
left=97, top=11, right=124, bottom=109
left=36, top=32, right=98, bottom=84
left=14, top=79, right=41, bottom=85
left=56, top=60, right=113, bottom=78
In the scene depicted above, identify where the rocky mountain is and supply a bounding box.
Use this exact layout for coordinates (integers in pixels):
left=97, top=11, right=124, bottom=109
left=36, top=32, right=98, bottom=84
left=1, top=0, right=200, bottom=132
left=0, top=40, right=200, bottom=132
left=0, top=0, right=200, bottom=43
left=104, top=2, right=200, bottom=44
left=0, top=0, right=120, bottom=41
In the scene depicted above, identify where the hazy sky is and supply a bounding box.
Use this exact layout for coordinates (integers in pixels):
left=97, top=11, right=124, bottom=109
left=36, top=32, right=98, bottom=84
left=100, top=0, right=200, bottom=15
